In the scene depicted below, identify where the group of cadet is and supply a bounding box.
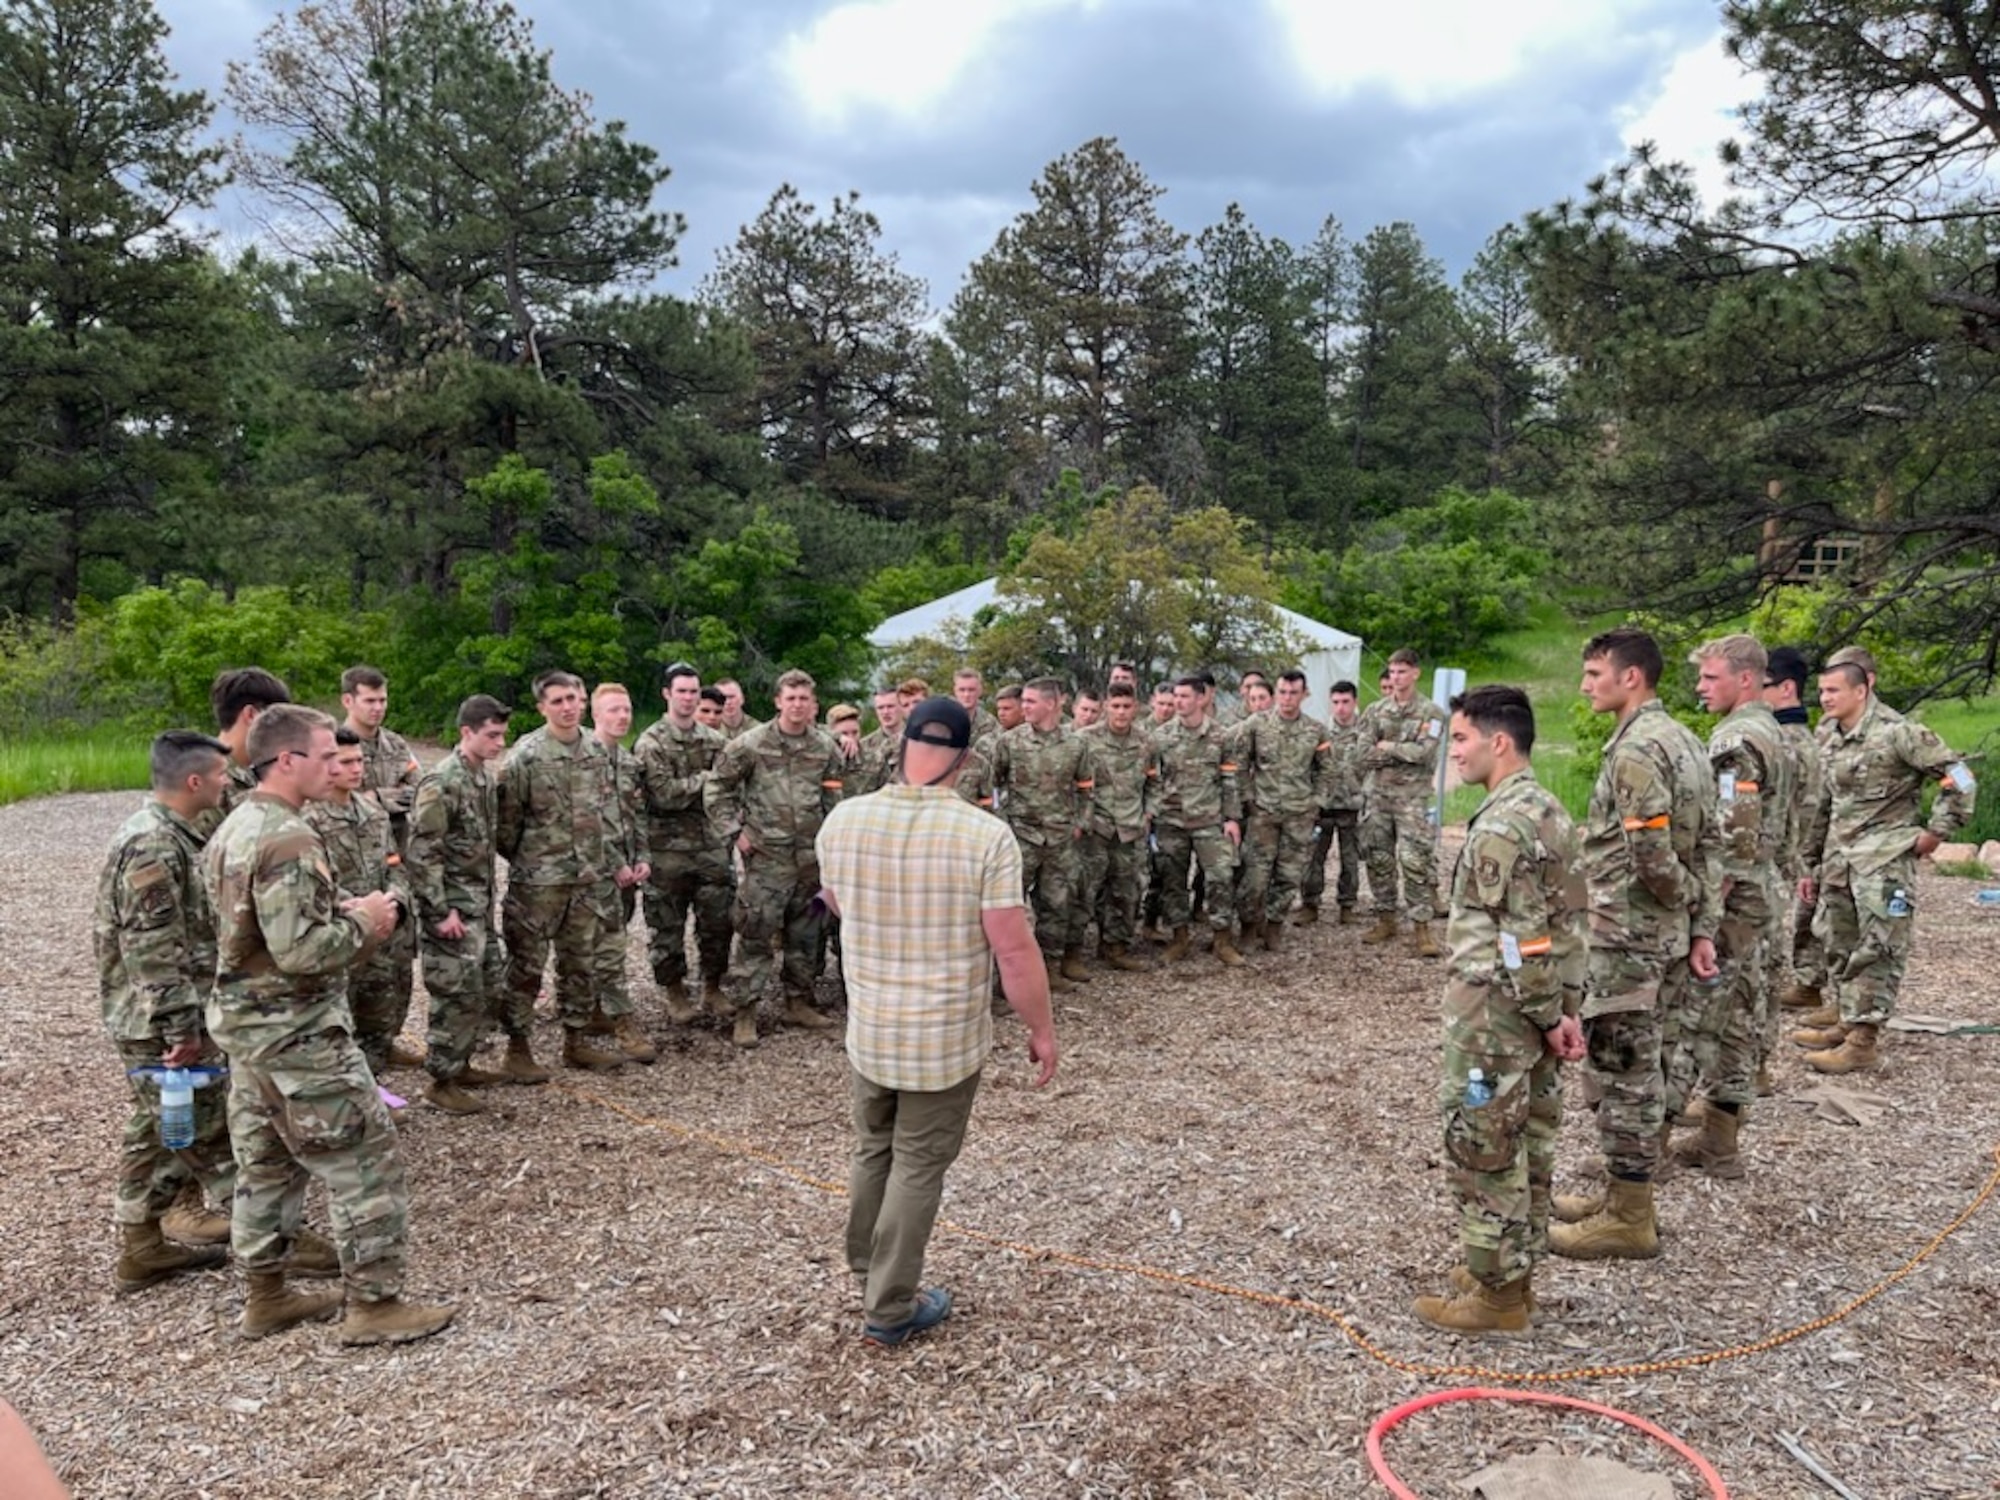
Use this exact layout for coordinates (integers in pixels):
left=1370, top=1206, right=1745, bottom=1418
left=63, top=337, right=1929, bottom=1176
left=94, top=627, right=1974, bottom=1347
left=1414, top=628, right=1975, bottom=1338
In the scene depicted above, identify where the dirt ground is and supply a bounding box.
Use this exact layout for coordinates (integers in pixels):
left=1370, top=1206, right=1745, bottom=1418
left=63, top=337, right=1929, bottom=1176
left=2, top=789, right=1997, bottom=1499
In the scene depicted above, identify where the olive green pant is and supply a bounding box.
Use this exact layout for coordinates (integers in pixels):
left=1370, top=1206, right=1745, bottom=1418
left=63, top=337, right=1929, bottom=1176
left=846, top=1065, right=981, bottom=1329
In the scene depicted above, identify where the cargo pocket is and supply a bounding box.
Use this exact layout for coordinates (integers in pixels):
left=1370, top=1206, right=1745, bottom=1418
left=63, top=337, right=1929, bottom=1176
left=1443, top=1074, right=1529, bottom=1173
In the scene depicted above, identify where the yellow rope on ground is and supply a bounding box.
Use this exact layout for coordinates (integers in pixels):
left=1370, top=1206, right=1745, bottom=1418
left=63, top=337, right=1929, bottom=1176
left=565, top=1085, right=2000, bottom=1386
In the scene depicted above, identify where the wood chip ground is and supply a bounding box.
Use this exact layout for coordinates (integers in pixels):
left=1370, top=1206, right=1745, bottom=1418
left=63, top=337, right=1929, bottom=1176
left=3, top=792, right=1996, bottom=1497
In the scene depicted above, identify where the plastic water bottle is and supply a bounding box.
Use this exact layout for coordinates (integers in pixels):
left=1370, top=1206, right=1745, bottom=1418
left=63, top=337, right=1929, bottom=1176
left=158, top=1068, right=196, bottom=1148
left=1887, top=888, right=1910, bottom=918
left=1463, top=1068, right=1494, bottom=1109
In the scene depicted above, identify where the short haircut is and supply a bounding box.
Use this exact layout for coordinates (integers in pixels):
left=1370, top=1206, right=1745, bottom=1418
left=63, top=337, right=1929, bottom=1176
left=1175, top=674, right=1204, bottom=692
left=591, top=682, right=631, bottom=705
left=1151, top=682, right=1174, bottom=696
left=246, top=704, right=333, bottom=770
left=209, top=667, right=291, bottom=732
left=775, top=668, right=815, bottom=693
left=1582, top=626, right=1664, bottom=688
left=953, top=667, right=983, bottom=684
left=533, top=670, right=583, bottom=701
left=699, top=686, right=726, bottom=706
left=334, top=726, right=362, bottom=748
left=1451, top=684, right=1537, bottom=756
left=1240, top=669, right=1269, bottom=687
left=1330, top=680, right=1358, bottom=698
left=149, top=730, right=228, bottom=791
left=1823, top=661, right=1868, bottom=689
left=663, top=662, right=700, bottom=691
left=1689, top=633, right=1767, bottom=678
left=1105, top=683, right=1136, bottom=701
left=827, top=703, right=861, bottom=726
left=1765, top=647, right=1809, bottom=695
left=1826, top=645, right=1878, bottom=678
left=995, top=683, right=1023, bottom=703
left=456, top=694, right=511, bottom=730
left=1074, top=688, right=1101, bottom=703
left=1389, top=647, right=1421, bottom=668
left=1024, top=676, right=1063, bottom=698
left=897, top=677, right=931, bottom=699
left=1194, top=670, right=1216, bottom=690
left=1277, top=669, right=1307, bottom=688
left=714, top=677, right=743, bottom=693
left=340, top=665, right=387, bottom=695
left=1112, top=661, right=1137, bottom=678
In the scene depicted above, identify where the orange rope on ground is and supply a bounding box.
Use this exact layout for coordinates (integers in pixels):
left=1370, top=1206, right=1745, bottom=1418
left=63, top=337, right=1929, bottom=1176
left=566, top=1085, right=2000, bottom=1387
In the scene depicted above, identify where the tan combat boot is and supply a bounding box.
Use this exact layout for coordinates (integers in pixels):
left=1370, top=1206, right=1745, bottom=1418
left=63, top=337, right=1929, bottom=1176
left=1261, top=919, right=1283, bottom=953
left=161, top=1187, right=231, bottom=1247
left=1045, top=957, right=1074, bottom=993
left=1337, top=906, right=1356, bottom=926
left=502, top=1037, right=552, bottom=1084
left=731, top=1007, right=760, bottom=1049
left=1552, top=1189, right=1603, bottom=1222
left=1805, top=1022, right=1880, bottom=1074
left=1163, top=926, right=1194, bottom=962
left=1212, top=930, right=1247, bottom=967
left=1413, top=1274, right=1532, bottom=1337
left=1673, top=1097, right=1708, bottom=1129
left=701, top=977, right=730, bottom=1018
left=1060, top=949, right=1093, bottom=985
left=1293, top=905, right=1319, bottom=926
left=1755, top=1064, right=1775, bottom=1097
left=1547, top=1178, right=1658, bottom=1261
left=583, top=1004, right=617, bottom=1036
left=338, top=1295, right=456, bottom=1347
left=115, top=1221, right=226, bottom=1295
left=1448, top=1263, right=1539, bottom=1322
left=288, top=1228, right=342, bottom=1279
left=458, top=1060, right=510, bottom=1087
left=386, top=1039, right=426, bottom=1069
left=1672, top=1106, right=1744, bottom=1179
left=1796, top=1001, right=1842, bottom=1028
left=612, top=1015, right=658, bottom=1064
left=562, top=1029, right=626, bottom=1072
left=1103, top=943, right=1149, bottom=973
left=782, top=994, right=837, bottom=1030
left=1361, top=913, right=1400, bottom=945
left=1779, top=981, right=1822, bottom=1011
left=426, top=1076, right=487, bottom=1115
left=660, top=979, right=701, bottom=1025
left=1413, top=922, right=1443, bottom=960
left=239, top=1268, right=342, bottom=1338
left=1791, top=1020, right=1847, bottom=1049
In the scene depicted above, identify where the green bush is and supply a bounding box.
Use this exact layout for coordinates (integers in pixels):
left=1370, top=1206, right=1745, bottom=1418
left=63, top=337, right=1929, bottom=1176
left=0, top=611, right=159, bottom=738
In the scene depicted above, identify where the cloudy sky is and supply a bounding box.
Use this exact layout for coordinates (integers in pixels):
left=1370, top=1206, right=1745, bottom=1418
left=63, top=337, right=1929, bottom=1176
left=154, top=0, right=1756, bottom=309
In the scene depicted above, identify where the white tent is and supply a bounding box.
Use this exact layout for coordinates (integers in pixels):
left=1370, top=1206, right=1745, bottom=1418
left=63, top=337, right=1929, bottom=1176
left=866, top=576, right=1365, bottom=705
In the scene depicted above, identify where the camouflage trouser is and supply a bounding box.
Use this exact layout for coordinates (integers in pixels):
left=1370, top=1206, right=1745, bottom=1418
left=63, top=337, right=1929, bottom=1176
left=1155, top=823, right=1236, bottom=931
left=1071, top=829, right=1146, bottom=950
left=503, top=880, right=624, bottom=1032
left=1142, top=842, right=1168, bottom=929
left=592, top=877, right=636, bottom=1017
left=1580, top=949, right=1669, bottom=1180
left=1015, top=832, right=1077, bottom=959
left=423, top=914, right=509, bottom=1080
left=734, top=843, right=824, bottom=1004
left=1758, top=898, right=1793, bottom=1066
left=1817, top=861, right=1917, bottom=1026
left=1791, top=886, right=1826, bottom=989
left=113, top=1037, right=236, bottom=1226
left=1361, top=789, right=1438, bottom=921
left=643, top=845, right=733, bottom=985
left=226, top=1031, right=409, bottom=1299
left=1239, top=810, right=1316, bottom=924
left=1665, top=911, right=1765, bottom=1114
left=1439, top=1024, right=1561, bottom=1290
left=1299, top=808, right=1361, bottom=913
left=350, top=938, right=414, bottom=1075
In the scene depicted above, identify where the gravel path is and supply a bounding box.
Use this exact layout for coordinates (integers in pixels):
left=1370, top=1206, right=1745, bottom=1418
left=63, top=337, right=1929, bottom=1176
left=3, top=790, right=1997, bottom=1498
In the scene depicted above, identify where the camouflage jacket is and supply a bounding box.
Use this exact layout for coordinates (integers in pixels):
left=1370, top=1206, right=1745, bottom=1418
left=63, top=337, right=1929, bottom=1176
left=407, top=748, right=498, bottom=927
left=495, top=727, right=625, bottom=886
left=601, top=739, right=646, bottom=870
left=1582, top=699, right=1721, bottom=957
left=1151, top=717, right=1242, bottom=830
left=992, top=723, right=1095, bottom=845
left=1320, top=718, right=1368, bottom=812
left=634, top=715, right=728, bottom=854
left=95, top=800, right=215, bottom=1045
left=1446, top=768, right=1587, bottom=1034
left=194, top=761, right=261, bottom=839
left=970, top=706, right=1001, bottom=750
left=202, top=793, right=372, bottom=1064
left=1225, top=713, right=1261, bottom=813
left=722, top=713, right=762, bottom=742
left=706, top=720, right=846, bottom=850
left=1707, top=701, right=1790, bottom=922
left=1079, top=722, right=1157, bottom=840
left=1238, top=710, right=1336, bottom=820
left=954, top=743, right=999, bottom=815
left=353, top=725, right=422, bottom=832
left=1775, top=714, right=1823, bottom=878
left=305, top=793, right=413, bottom=961
left=853, top=726, right=903, bottom=796
left=1358, top=694, right=1447, bottom=795
left=1805, top=699, right=1976, bottom=878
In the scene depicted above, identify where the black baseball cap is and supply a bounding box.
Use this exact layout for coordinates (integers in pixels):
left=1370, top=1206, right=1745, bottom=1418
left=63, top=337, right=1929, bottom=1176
left=903, top=696, right=972, bottom=748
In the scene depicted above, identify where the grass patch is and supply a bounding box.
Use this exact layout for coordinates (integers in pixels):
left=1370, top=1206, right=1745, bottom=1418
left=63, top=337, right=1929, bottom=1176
left=0, top=733, right=150, bottom=807
left=1934, top=859, right=1992, bottom=880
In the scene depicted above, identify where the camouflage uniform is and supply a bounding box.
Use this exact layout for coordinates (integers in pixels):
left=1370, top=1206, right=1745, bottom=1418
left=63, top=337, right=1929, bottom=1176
left=992, top=723, right=1096, bottom=959
left=1236, top=709, right=1335, bottom=925
left=193, top=761, right=261, bottom=839
left=1070, top=721, right=1157, bottom=951
left=954, top=743, right=998, bottom=815
left=304, top=792, right=415, bottom=1073
left=722, top=712, right=762, bottom=742
left=1358, top=694, right=1447, bottom=921
left=1665, top=702, right=1789, bottom=1115
left=705, top=720, right=846, bottom=1005
left=1804, top=702, right=1975, bottom=1025
left=634, top=716, right=733, bottom=990
left=1578, top=700, right=1720, bottom=1179
left=853, top=727, right=902, bottom=796
left=96, top=801, right=237, bottom=1227
left=496, top=728, right=628, bottom=1033
left=1439, top=768, right=1585, bottom=1288
left=408, top=747, right=509, bottom=1077
left=969, top=705, right=1001, bottom=750
left=1766, top=711, right=1823, bottom=1047
left=1150, top=717, right=1241, bottom=933
left=1300, top=716, right=1367, bottom=917
left=594, top=739, right=646, bottom=1011
left=353, top=726, right=422, bottom=851
left=203, top=794, right=411, bottom=1300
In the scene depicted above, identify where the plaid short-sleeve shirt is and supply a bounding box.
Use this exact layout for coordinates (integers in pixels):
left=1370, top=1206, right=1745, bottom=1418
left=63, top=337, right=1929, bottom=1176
left=817, top=783, right=1025, bottom=1091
